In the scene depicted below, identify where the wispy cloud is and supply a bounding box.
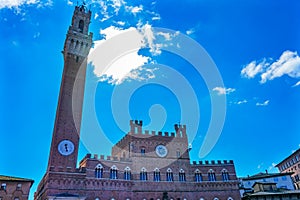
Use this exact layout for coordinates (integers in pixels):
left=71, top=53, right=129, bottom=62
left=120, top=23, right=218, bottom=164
left=67, top=0, right=73, bottom=6
left=213, top=87, right=236, bottom=95
left=241, top=50, right=300, bottom=84
left=292, top=81, right=300, bottom=87
left=185, top=23, right=201, bottom=36
left=257, top=163, right=263, bottom=169
left=186, top=28, right=195, bottom=35
left=0, top=0, right=53, bottom=13
left=268, top=163, right=278, bottom=173
left=125, top=5, right=143, bottom=15
left=256, top=100, right=269, bottom=107
left=236, top=100, right=248, bottom=105
left=33, top=32, right=40, bottom=39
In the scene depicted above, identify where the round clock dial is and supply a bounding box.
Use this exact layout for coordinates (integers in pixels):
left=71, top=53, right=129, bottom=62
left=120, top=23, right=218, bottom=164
left=155, top=145, right=168, bottom=157
left=58, top=140, right=75, bottom=156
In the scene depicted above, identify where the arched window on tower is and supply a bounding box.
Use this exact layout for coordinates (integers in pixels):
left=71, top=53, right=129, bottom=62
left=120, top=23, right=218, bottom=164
left=140, top=167, right=148, bottom=181
left=153, top=168, right=160, bottom=182
left=124, top=166, right=131, bottom=180
left=195, top=169, right=202, bottom=182
left=79, top=20, right=84, bottom=33
left=222, top=169, right=230, bottom=181
left=179, top=169, right=186, bottom=182
left=95, top=164, right=103, bottom=178
left=110, top=165, right=118, bottom=179
left=141, top=147, right=146, bottom=156
left=208, top=169, right=216, bottom=181
left=166, top=168, right=173, bottom=182
left=176, top=149, right=181, bottom=158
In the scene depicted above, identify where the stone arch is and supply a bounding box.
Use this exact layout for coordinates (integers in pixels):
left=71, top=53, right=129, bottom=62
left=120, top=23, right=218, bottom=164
left=95, top=164, right=103, bottom=169
left=124, top=166, right=131, bottom=171
left=141, top=167, right=147, bottom=172
left=79, top=19, right=84, bottom=32
left=111, top=165, right=118, bottom=170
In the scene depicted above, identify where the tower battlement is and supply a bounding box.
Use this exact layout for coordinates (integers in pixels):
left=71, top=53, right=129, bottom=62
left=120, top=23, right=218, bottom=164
left=129, top=120, right=186, bottom=138
left=63, top=5, right=93, bottom=58
left=192, top=160, right=234, bottom=165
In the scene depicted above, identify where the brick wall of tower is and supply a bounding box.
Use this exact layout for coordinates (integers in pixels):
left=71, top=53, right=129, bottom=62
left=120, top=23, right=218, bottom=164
left=47, top=4, right=92, bottom=173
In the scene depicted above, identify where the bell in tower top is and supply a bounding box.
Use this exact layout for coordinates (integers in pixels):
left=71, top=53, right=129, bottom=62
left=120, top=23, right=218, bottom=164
left=63, top=3, right=93, bottom=58
left=70, top=3, right=92, bottom=35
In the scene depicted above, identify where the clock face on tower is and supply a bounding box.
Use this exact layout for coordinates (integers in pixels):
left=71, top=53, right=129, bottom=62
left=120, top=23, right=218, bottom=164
left=58, top=140, right=75, bottom=156
left=155, top=145, right=168, bottom=157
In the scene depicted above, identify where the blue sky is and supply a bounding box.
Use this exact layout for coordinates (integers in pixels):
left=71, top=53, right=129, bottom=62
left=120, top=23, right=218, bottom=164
left=0, top=0, right=300, bottom=199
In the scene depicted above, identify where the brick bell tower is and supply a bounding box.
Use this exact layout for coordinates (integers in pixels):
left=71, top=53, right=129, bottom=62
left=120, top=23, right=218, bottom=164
left=47, top=4, right=92, bottom=172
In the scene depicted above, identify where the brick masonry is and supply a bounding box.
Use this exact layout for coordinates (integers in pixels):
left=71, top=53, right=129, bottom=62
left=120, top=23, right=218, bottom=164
left=34, top=5, right=241, bottom=200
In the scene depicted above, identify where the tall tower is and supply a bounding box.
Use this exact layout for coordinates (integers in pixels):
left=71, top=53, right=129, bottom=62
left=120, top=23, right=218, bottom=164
left=47, top=5, right=92, bottom=172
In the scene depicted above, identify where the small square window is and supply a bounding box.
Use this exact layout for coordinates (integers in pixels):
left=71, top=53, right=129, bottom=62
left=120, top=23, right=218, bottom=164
left=17, top=184, right=22, bottom=190
left=1, top=183, right=6, bottom=190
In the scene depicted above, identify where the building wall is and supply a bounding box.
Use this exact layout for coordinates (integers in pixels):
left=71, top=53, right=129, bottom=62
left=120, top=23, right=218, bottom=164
left=36, top=171, right=241, bottom=200
left=240, top=174, right=294, bottom=192
left=0, top=181, right=32, bottom=200
left=276, top=149, right=300, bottom=189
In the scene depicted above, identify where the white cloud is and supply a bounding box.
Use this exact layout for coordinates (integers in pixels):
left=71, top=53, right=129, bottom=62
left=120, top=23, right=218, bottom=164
left=94, top=13, right=99, bottom=20
left=241, top=59, right=267, bottom=79
left=236, top=100, right=248, bottom=105
left=152, top=15, right=161, bottom=21
left=67, top=0, right=73, bottom=6
left=292, top=81, right=300, bottom=87
left=96, top=51, right=151, bottom=85
left=157, top=32, right=172, bottom=41
left=0, top=0, right=53, bottom=9
left=89, top=26, right=156, bottom=85
left=257, top=163, right=263, bottom=169
left=33, top=32, right=40, bottom=38
left=241, top=50, right=300, bottom=84
left=213, top=87, right=236, bottom=95
left=0, top=0, right=38, bottom=9
left=267, top=163, right=278, bottom=173
left=116, top=21, right=125, bottom=26
left=125, top=5, right=143, bottom=15
left=256, top=100, right=269, bottom=107
left=186, top=28, right=195, bottom=35
left=100, top=25, right=135, bottom=39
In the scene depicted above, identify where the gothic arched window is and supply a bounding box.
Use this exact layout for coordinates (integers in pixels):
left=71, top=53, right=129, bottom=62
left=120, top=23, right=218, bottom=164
left=79, top=20, right=84, bottom=32
left=110, top=165, right=118, bottom=179
left=179, top=169, right=186, bottom=182
left=140, top=167, right=148, bottom=181
left=195, top=169, right=202, bottom=182
left=166, top=168, right=173, bottom=182
left=124, top=166, right=131, bottom=180
left=208, top=169, right=216, bottom=182
left=222, top=169, right=230, bottom=181
left=153, top=168, right=160, bottom=182
left=95, top=164, right=103, bottom=178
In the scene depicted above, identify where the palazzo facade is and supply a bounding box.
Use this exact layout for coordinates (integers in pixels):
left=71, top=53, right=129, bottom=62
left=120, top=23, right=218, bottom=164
left=34, top=5, right=241, bottom=200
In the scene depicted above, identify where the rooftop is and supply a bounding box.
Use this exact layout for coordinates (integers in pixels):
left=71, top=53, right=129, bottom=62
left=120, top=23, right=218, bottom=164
left=0, top=175, right=34, bottom=183
left=241, top=172, right=293, bottom=180
left=276, top=148, right=300, bottom=167
left=247, top=190, right=300, bottom=196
